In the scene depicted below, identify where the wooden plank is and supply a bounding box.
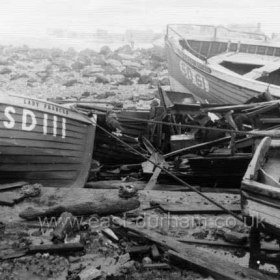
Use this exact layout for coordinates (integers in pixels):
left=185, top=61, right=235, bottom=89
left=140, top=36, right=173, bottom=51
left=0, top=138, right=83, bottom=151
left=168, top=250, right=275, bottom=280
left=158, top=203, right=241, bottom=214
left=0, top=181, right=28, bottom=192
left=177, top=237, right=279, bottom=252
left=112, top=217, right=274, bottom=280
left=242, top=179, right=280, bottom=200
left=0, top=94, right=92, bottom=123
left=246, top=103, right=279, bottom=118
left=0, top=192, right=25, bottom=206
left=164, top=136, right=231, bottom=159
left=145, top=162, right=164, bottom=190
left=260, top=118, right=280, bottom=124
left=0, top=146, right=84, bottom=157
left=243, top=137, right=271, bottom=180
left=242, top=197, right=280, bottom=232
left=1, top=130, right=85, bottom=144
left=28, top=243, right=84, bottom=254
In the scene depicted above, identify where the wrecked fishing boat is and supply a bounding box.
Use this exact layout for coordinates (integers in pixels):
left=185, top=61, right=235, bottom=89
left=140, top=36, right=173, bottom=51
left=0, top=94, right=96, bottom=187
left=166, top=24, right=280, bottom=104
left=241, top=136, right=280, bottom=233
left=241, top=136, right=280, bottom=268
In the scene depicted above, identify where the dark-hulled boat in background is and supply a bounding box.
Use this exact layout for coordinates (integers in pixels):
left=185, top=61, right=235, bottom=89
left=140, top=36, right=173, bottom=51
left=0, top=94, right=96, bottom=187
left=166, top=24, right=280, bottom=104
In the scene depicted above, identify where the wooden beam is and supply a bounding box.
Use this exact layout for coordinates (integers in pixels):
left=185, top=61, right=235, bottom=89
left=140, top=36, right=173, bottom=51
left=246, top=103, right=279, bottom=118
left=168, top=250, right=275, bottom=280
left=158, top=203, right=241, bottom=214
left=19, top=197, right=140, bottom=220
left=177, top=237, right=279, bottom=252
left=112, top=217, right=274, bottom=280
left=0, top=181, right=28, bottom=192
left=164, top=136, right=231, bottom=159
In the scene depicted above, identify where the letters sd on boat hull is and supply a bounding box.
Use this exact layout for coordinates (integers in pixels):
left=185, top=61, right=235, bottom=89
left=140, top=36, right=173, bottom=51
left=0, top=94, right=96, bottom=188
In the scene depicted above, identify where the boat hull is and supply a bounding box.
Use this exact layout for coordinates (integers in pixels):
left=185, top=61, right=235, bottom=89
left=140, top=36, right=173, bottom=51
left=166, top=42, right=259, bottom=104
left=0, top=95, right=95, bottom=188
left=241, top=182, right=280, bottom=233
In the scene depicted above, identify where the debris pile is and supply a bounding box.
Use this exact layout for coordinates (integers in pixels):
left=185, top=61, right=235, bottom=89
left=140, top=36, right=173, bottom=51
left=1, top=41, right=280, bottom=280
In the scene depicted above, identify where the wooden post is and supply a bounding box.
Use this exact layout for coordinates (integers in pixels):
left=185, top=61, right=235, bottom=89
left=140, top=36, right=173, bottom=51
left=249, top=221, right=261, bottom=269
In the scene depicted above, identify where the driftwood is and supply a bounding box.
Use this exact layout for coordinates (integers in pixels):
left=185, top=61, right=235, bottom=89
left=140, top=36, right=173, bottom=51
left=112, top=217, right=276, bottom=280
left=19, top=198, right=140, bottom=220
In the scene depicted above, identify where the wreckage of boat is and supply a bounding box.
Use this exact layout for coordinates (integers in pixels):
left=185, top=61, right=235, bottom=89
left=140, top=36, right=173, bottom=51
left=166, top=24, right=280, bottom=104
left=0, top=94, right=96, bottom=187
left=241, top=136, right=280, bottom=234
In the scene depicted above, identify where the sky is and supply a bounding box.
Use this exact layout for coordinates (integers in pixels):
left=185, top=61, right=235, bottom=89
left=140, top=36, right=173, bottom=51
left=0, top=0, right=279, bottom=36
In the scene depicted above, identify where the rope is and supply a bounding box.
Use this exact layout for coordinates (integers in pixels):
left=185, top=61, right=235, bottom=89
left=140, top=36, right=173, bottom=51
left=92, top=120, right=244, bottom=223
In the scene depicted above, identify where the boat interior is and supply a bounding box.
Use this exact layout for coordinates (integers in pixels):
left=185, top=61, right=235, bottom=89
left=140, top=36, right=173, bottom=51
left=168, top=25, right=280, bottom=86
left=257, top=140, right=280, bottom=188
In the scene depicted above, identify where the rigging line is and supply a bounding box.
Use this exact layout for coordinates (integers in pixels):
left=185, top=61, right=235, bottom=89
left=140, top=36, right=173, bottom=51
left=92, top=120, right=244, bottom=223
left=118, top=115, right=280, bottom=138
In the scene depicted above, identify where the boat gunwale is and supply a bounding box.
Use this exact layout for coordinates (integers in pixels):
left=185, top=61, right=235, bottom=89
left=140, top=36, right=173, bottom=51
left=0, top=94, right=93, bottom=124
left=165, top=38, right=280, bottom=99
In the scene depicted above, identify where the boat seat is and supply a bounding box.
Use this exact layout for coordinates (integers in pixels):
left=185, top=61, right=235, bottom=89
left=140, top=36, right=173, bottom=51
left=207, top=52, right=236, bottom=64
left=208, top=52, right=278, bottom=66
left=243, top=59, right=280, bottom=80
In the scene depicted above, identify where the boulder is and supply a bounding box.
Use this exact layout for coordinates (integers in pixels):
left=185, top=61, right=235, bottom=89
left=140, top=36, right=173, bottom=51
left=139, top=93, right=155, bottom=101
left=63, top=79, right=80, bottom=87
left=159, top=76, right=170, bottom=86
left=10, top=73, right=29, bottom=80
left=103, top=65, right=121, bottom=75
left=82, top=66, right=104, bottom=77
left=122, top=60, right=141, bottom=68
left=106, top=59, right=123, bottom=68
left=99, top=45, right=112, bottom=56
left=116, top=77, right=133, bottom=86
left=138, top=75, right=152, bottom=84
left=0, top=67, right=12, bottom=75
left=116, top=44, right=133, bottom=55
left=122, top=66, right=141, bottom=78
left=0, top=58, right=10, bottom=66
left=110, top=74, right=125, bottom=83
left=81, top=91, right=91, bottom=98
left=92, top=55, right=107, bottom=66
left=94, top=73, right=110, bottom=84
left=71, top=61, right=86, bottom=71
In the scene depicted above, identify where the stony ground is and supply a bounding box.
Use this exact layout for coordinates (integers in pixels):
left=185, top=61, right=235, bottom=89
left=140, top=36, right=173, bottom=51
left=0, top=44, right=168, bottom=109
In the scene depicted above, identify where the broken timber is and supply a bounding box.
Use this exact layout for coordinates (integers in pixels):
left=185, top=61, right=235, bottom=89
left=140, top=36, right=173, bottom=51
left=112, top=217, right=276, bottom=280
left=19, top=198, right=140, bottom=220
left=157, top=202, right=241, bottom=214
